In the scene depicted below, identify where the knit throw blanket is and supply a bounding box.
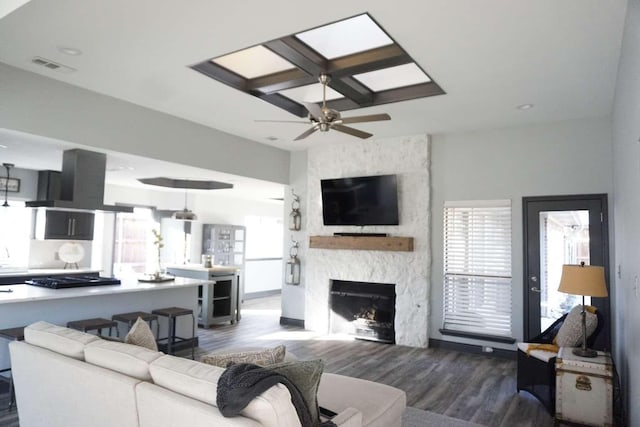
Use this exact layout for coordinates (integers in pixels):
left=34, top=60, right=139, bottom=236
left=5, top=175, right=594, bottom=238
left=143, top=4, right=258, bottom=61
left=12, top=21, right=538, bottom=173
left=216, top=363, right=336, bottom=427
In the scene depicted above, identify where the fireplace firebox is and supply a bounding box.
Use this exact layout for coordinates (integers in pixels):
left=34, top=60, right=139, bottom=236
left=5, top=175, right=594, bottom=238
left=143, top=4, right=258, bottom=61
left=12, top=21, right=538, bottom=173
left=329, top=280, right=396, bottom=343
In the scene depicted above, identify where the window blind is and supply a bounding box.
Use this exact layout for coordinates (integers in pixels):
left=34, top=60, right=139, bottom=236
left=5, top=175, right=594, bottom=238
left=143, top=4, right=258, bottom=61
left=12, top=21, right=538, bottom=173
left=443, top=200, right=512, bottom=337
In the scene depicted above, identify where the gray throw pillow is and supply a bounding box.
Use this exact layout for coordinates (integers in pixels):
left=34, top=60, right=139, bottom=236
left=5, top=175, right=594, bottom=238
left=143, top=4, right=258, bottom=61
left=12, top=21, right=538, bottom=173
left=555, top=305, right=598, bottom=347
left=268, top=359, right=324, bottom=426
left=200, top=345, right=286, bottom=368
left=124, top=317, right=158, bottom=351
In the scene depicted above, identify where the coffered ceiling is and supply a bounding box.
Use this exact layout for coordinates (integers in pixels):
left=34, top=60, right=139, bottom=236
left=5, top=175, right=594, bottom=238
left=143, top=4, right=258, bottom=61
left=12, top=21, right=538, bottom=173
left=0, top=0, right=629, bottom=192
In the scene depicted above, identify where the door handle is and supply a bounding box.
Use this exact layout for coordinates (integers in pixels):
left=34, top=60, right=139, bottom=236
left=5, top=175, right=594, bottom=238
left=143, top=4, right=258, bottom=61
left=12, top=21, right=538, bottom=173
left=530, top=287, right=541, bottom=293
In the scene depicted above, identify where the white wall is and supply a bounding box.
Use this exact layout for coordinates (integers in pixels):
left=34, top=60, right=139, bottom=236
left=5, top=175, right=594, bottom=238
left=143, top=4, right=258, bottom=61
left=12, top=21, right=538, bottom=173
left=0, top=62, right=290, bottom=185
left=245, top=259, right=282, bottom=295
left=281, top=150, right=307, bottom=321
left=430, top=117, right=613, bottom=349
left=611, top=0, right=640, bottom=423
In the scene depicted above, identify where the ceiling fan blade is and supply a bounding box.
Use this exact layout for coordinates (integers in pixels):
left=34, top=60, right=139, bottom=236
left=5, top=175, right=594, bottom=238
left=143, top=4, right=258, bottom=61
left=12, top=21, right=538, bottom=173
left=332, top=124, right=373, bottom=139
left=293, top=125, right=319, bottom=141
left=303, top=102, right=323, bottom=119
left=340, top=113, right=391, bottom=124
left=255, top=120, right=310, bottom=124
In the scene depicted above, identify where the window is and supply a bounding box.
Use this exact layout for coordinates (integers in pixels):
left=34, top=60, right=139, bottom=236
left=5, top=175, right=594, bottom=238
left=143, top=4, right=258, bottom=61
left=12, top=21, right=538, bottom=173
left=0, top=202, right=30, bottom=268
left=244, top=215, right=283, bottom=259
left=442, top=200, right=513, bottom=339
left=112, top=208, right=158, bottom=275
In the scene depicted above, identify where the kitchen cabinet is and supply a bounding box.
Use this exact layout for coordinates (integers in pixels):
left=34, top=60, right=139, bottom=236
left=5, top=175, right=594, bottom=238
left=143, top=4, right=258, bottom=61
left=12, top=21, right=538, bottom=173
left=166, top=266, right=239, bottom=328
left=42, top=210, right=94, bottom=240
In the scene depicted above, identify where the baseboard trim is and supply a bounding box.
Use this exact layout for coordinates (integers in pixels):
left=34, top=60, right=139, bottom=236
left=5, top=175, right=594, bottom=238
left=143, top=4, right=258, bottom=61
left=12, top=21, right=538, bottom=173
left=280, top=317, right=304, bottom=328
left=244, top=289, right=282, bottom=300
left=429, top=338, right=516, bottom=360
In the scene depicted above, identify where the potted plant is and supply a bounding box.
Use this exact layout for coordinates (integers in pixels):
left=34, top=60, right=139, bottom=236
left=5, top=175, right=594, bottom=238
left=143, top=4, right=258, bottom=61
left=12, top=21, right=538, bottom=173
left=151, top=229, right=164, bottom=279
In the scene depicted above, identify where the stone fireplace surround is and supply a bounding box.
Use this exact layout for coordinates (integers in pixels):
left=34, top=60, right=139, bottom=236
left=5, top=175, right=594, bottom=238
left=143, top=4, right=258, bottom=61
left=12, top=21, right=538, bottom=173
left=301, top=135, right=431, bottom=348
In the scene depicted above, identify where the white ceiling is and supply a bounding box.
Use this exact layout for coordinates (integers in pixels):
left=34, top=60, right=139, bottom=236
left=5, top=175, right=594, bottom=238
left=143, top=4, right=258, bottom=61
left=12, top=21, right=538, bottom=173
left=0, top=0, right=629, bottom=196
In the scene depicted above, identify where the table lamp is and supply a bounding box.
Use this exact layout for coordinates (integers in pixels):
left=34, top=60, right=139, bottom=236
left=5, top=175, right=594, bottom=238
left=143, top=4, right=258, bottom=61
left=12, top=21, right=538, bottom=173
left=558, top=262, right=608, bottom=357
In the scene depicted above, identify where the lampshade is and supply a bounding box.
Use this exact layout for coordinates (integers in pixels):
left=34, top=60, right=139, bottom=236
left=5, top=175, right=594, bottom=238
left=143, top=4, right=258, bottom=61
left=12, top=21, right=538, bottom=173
left=558, top=264, right=608, bottom=297
left=172, top=190, right=197, bottom=221
left=172, top=208, right=197, bottom=221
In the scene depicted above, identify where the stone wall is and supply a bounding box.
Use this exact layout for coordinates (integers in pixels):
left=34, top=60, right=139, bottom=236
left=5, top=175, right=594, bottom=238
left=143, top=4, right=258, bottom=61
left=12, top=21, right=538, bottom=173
left=303, top=134, right=431, bottom=347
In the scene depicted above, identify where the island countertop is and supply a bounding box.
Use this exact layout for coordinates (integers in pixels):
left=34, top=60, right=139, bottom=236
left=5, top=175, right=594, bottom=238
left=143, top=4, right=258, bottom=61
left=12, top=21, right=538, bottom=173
left=0, top=276, right=211, bottom=305
left=166, top=264, right=239, bottom=275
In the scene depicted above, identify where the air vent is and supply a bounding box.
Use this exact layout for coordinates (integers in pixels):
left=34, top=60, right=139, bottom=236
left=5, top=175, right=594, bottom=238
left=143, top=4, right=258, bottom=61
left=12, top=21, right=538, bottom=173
left=31, top=56, right=76, bottom=74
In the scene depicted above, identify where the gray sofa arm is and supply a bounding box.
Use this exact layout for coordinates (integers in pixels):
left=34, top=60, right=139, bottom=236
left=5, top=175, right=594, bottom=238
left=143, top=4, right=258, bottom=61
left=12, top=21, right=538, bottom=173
left=331, top=408, right=362, bottom=427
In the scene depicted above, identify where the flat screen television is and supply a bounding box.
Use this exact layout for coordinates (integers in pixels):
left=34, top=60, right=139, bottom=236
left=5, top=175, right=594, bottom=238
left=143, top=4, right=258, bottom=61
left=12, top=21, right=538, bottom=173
left=321, top=174, right=399, bottom=226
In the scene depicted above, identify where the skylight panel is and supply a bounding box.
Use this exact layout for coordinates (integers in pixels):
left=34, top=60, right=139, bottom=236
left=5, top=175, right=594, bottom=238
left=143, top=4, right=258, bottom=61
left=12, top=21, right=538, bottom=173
left=212, top=45, right=294, bottom=79
left=278, top=83, right=344, bottom=104
left=295, top=14, right=393, bottom=60
left=353, top=63, right=431, bottom=91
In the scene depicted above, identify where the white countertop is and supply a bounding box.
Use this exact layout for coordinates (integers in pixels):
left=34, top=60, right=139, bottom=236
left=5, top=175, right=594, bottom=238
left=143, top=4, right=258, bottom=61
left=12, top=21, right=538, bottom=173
left=0, top=268, right=100, bottom=278
left=0, top=276, right=212, bottom=305
left=167, top=264, right=239, bottom=275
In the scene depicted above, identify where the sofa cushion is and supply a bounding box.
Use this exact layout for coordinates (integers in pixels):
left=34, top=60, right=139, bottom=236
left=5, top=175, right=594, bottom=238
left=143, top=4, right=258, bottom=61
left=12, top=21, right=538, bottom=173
left=136, top=382, right=264, bottom=427
left=10, top=340, right=142, bottom=427
left=150, top=355, right=225, bottom=405
left=85, top=339, right=163, bottom=381
left=200, top=345, right=286, bottom=368
left=125, top=316, right=158, bottom=351
left=24, top=321, right=99, bottom=360
left=268, top=359, right=324, bottom=425
left=555, top=305, right=598, bottom=347
left=318, top=373, right=406, bottom=427
left=150, top=355, right=301, bottom=427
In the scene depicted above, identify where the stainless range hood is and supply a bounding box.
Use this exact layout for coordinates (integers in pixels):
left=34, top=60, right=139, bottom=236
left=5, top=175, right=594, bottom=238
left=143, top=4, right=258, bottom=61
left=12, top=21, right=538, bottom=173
left=26, top=149, right=133, bottom=213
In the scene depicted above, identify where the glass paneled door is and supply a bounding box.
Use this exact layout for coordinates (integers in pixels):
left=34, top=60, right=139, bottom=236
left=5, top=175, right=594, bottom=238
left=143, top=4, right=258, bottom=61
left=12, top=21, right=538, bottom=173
left=538, top=210, right=590, bottom=331
left=523, top=195, right=610, bottom=350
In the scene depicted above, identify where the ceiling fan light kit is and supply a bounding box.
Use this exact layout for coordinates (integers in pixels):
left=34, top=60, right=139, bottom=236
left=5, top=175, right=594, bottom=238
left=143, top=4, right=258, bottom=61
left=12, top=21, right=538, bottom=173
left=262, top=73, right=392, bottom=141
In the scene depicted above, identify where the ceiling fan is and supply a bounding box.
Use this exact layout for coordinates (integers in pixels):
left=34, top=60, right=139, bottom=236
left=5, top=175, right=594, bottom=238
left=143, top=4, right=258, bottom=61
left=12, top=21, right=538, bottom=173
left=257, top=74, right=391, bottom=141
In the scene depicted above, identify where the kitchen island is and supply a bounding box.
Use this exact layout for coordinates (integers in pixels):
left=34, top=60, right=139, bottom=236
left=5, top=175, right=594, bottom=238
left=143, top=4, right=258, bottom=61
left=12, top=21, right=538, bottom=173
left=167, top=265, right=240, bottom=327
left=0, top=276, right=211, bottom=367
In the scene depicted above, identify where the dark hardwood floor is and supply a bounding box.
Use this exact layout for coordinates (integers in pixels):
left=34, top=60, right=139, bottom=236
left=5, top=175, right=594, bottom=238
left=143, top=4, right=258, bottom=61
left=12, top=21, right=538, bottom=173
left=0, top=296, right=553, bottom=426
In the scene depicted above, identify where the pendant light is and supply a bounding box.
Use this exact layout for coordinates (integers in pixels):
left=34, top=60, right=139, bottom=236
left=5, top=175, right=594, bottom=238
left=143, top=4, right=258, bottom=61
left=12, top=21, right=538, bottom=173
left=2, top=163, right=14, bottom=208
left=172, top=190, right=197, bottom=221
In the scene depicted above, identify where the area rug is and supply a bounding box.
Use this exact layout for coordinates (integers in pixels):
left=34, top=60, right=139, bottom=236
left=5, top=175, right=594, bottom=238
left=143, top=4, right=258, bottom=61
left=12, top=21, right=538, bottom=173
left=402, top=407, right=484, bottom=427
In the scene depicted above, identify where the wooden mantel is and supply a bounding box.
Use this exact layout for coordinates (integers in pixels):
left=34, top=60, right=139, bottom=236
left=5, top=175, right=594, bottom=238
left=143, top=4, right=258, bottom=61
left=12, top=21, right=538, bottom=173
left=309, top=235, right=414, bottom=252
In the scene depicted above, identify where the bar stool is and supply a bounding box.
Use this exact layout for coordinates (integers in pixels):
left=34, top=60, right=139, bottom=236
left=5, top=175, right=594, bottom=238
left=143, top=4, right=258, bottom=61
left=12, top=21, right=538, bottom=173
left=67, top=318, right=119, bottom=337
left=111, top=311, right=159, bottom=338
left=0, top=326, right=25, bottom=411
left=152, top=307, right=195, bottom=359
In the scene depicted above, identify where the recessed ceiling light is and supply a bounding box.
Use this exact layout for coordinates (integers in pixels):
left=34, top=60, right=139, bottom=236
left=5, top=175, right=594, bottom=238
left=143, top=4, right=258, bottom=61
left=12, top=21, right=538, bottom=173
left=517, top=103, right=534, bottom=110
left=57, top=46, right=83, bottom=56
left=0, top=144, right=7, bottom=149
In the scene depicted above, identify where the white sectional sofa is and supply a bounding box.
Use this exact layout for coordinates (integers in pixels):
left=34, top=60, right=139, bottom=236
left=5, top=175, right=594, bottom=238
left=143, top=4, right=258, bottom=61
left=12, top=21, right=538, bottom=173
left=9, top=322, right=406, bottom=427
